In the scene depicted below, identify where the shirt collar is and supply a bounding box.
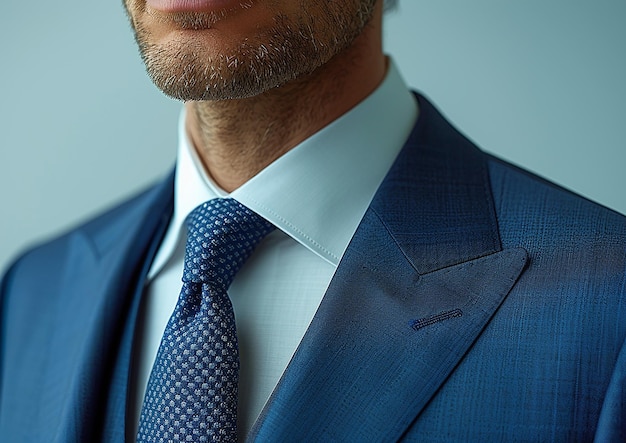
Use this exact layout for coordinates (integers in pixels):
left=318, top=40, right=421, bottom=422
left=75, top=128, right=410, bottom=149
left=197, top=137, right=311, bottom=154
left=148, top=59, right=418, bottom=279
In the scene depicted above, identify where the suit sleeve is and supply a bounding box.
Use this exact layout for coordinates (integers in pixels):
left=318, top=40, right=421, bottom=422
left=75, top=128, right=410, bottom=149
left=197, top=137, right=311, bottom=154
left=0, top=259, right=18, bottom=410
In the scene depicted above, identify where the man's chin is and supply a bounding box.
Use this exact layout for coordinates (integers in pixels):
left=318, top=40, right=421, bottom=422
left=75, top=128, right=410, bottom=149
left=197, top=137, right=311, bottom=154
left=142, top=47, right=298, bottom=102
left=129, top=0, right=376, bottom=102
left=135, top=22, right=322, bottom=102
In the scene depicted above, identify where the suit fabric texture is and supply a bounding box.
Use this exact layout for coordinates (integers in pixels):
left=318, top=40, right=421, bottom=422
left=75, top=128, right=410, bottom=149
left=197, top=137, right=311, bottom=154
left=1, top=95, right=625, bottom=442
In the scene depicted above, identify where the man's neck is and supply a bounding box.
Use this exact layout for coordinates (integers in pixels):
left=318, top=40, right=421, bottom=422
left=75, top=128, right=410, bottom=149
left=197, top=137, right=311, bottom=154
left=185, top=5, right=386, bottom=193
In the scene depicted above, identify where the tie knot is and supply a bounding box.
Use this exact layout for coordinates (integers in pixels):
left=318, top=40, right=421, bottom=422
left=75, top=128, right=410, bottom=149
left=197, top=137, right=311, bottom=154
left=183, top=198, right=274, bottom=288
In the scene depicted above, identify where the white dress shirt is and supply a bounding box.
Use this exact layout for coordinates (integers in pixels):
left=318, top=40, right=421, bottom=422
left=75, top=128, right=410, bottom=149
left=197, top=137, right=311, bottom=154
left=131, top=60, right=418, bottom=440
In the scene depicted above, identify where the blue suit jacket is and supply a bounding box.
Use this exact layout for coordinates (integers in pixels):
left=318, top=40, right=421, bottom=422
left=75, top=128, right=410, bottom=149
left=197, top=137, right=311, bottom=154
left=1, top=95, right=625, bottom=442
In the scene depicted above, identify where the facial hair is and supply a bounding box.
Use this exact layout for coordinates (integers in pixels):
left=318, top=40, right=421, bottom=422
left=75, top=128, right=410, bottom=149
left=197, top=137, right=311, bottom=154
left=127, top=0, right=377, bottom=101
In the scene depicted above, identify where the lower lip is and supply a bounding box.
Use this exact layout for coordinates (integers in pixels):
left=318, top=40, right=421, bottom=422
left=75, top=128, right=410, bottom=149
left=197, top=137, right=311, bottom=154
left=146, top=0, right=238, bottom=13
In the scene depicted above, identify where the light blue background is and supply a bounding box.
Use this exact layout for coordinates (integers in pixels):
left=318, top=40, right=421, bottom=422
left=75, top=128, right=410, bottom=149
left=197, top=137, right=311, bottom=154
left=1, top=1, right=625, bottom=271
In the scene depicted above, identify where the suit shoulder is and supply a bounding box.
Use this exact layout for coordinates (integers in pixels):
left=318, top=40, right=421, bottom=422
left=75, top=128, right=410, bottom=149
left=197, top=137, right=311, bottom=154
left=486, top=154, right=625, bottom=268
left=3, top=173, right=174, bottom=286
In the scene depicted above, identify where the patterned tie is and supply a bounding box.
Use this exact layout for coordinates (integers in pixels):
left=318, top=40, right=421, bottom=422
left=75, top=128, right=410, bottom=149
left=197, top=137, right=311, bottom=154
left=137, top=198, right=274, bottom=443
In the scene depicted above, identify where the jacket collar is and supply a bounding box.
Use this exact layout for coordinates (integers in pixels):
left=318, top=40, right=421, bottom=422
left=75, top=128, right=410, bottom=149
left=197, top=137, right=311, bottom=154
left=248, top=94, right=528, bottom=441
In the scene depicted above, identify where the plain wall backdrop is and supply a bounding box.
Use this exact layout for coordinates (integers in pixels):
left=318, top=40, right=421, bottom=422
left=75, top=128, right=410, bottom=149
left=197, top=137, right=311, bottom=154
left=1, top=1, right=625, bottom=272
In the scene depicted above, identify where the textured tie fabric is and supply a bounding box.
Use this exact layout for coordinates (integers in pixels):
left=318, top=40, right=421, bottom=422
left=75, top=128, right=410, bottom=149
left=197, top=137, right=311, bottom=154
left=137, top=198, right=275, bottom=443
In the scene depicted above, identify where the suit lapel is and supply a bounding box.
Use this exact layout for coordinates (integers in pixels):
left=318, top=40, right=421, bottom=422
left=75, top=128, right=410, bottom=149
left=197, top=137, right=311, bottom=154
left=249, top=95, right=529, bottom=441
left=45, top=173, right=174, bottom=442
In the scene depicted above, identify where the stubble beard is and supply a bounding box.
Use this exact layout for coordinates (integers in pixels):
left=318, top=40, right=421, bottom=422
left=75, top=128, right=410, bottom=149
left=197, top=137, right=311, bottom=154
left=129, top=1, right=377, bottom=102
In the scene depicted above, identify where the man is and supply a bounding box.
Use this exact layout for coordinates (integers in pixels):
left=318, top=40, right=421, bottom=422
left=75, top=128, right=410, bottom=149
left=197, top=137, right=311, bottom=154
left=1, top=0, right=625, bottom=441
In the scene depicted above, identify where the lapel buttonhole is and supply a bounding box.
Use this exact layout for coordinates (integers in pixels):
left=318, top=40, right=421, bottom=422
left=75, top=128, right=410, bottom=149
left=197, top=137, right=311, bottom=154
left=410, top=309, right=463, bottom=331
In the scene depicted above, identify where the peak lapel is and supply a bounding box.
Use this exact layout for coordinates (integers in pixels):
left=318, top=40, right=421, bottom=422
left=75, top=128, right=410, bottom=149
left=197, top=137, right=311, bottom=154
left=249, top=95, right=529, bottom=441
left=45, top=173, right=174, bottom=442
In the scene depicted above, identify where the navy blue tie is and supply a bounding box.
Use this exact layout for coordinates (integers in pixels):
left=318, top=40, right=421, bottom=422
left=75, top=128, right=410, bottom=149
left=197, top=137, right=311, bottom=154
left=137, top=198, right=274, bottom=442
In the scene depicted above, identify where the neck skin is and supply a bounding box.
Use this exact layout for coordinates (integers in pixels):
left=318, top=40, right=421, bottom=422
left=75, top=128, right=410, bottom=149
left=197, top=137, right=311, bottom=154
left=185, top=3, right=386, bottom=193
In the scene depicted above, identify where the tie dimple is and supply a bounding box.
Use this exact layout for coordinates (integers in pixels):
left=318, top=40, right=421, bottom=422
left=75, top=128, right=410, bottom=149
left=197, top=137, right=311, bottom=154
left=137, top=198, right=274, bottom=443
